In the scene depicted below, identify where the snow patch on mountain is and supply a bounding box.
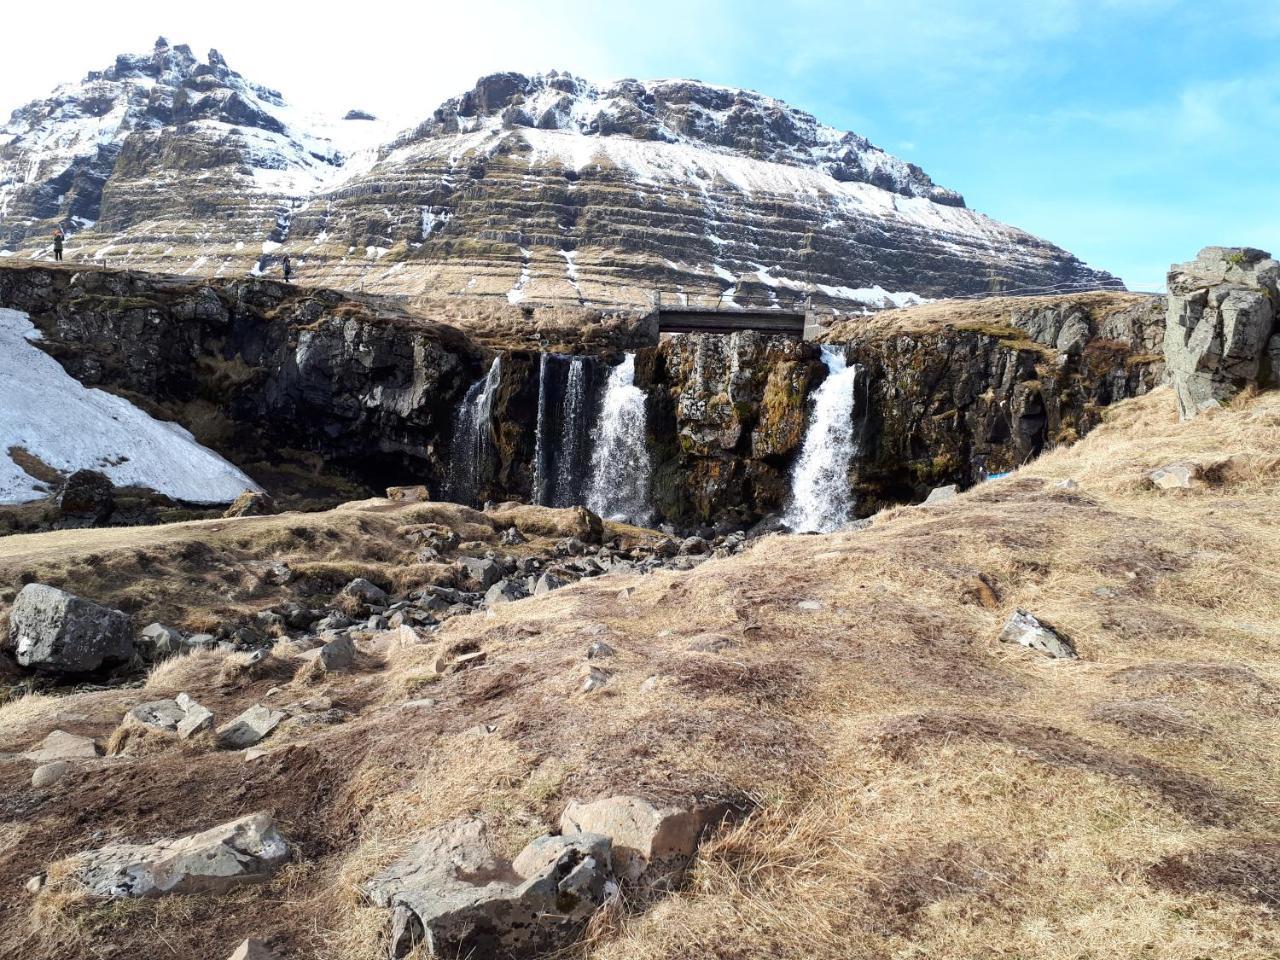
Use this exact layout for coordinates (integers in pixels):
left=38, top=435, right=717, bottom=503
left=0, top=307, right=259, bottom=505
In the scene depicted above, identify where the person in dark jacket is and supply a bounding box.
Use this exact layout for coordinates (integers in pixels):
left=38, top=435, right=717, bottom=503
left=282, top=255, right=292, bottom=283
left=52, top=227, right=64, bottom=262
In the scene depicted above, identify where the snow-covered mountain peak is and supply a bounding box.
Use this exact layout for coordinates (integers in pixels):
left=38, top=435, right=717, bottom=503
left=405, top=71, right=963, bottom=206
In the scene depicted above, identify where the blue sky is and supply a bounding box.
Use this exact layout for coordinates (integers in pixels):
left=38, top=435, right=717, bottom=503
left=4, top=0, right=1277, bottom=290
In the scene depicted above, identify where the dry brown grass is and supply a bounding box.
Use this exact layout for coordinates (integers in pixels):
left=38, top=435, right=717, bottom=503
left=2, top=389, right=1279, bottom=960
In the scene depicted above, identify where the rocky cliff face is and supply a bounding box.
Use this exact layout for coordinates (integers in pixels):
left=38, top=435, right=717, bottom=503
left=1164, top=246, right=1279, bottom=418
left=2, top=45, right=1118, bottom=309
left=0, top=264, right=480, bottom=505
left=0, top=264, right=1161, bottom=532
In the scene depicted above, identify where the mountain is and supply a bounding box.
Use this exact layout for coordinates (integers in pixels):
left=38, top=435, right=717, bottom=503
left=0, top=41, right=1119, bottom=308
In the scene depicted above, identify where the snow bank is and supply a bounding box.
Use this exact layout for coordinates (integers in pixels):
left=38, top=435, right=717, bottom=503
left=0, top=308, right=260, bottom=505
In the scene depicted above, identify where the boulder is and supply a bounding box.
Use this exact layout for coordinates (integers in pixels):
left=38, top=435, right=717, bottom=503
left=484, top=580, right=526, bottom=608
left=923, top=484, right=958, bottom=505
left=499, top=526, right=527, bottom=546
left=342, top=577, right=390, bottom=608
left=216, top=704, right=285, bottom=749
left=1149, top=462, right=1201, bottom=490
left=223, top=490, right=277, bottom=518
left=136, top=622, right=186, bottom=661
left=64, top=813, right=288, bottom=898
left=23, top=729, right=99, bottom=763
left=1164, top=246, right=1279, bottom=418
left=458, top=557, right=502, bottom=590
left=998, top=610, right=1077, bottom=659
left=57, top=469, right=115, bottom=522
left=123, top=699, right=187, bottom=733
left=678, top=536, right=710, bottom=556
left=560, top=796, right=727, bottom=885
left=533, top=572, right=567, bottom=595
left=302, top=633, right=356, bottom=671
left=10, top=584, right=133, bottom=673
left=31, top=760, right=74, bottom=787
left=386, top=485, right=431, bottom=503
left=175, top=692, right=214, bottom=739
left=365, top=817, right=615, bottom=959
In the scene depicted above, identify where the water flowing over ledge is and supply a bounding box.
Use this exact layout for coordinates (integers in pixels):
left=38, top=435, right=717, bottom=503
left=785, top=345, right=865, bottom=533
left=586, top=353, right=652, bottom=525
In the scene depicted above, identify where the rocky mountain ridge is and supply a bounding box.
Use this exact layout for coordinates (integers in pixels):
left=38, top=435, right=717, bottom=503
left=2, top=40, right=1118, bottom=309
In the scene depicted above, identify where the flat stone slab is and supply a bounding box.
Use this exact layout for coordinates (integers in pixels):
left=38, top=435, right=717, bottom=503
left=23, top=729, right=99, bottom=763
left=65, top=813, right=288, bottom=897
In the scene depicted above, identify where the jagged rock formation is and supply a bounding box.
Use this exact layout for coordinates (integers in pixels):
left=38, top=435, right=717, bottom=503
left=0, top=38, right=386, bottom=268
left=2, top=44, right=1118, bottom=308
left=1164, top=246, right=1279, bottom=418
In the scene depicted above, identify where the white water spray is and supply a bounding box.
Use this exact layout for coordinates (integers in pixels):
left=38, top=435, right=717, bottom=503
left=446, top=356, right=501, bottom=503
left=784, top=346, right=863, bottom=533
left=586, top=354, right=652, bottom=524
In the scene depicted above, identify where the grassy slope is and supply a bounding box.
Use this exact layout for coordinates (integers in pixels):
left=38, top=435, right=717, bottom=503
left=0, top=387, right=1276, bottom=959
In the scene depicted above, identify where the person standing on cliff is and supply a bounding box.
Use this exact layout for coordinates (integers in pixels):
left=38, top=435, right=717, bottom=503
left=52, top=227, right=64, bottom=262
left=281, top=254, right=292, bottom=284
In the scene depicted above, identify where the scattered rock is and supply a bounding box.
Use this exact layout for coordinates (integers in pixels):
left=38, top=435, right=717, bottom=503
left=484, top=580, right=526, bottom=607
left=227, top=939, right=281, bottom=960
left=386, top=485, right=430, bottom=502
left=342, top=577, right=390, bottom=608
left=64, top=812, right=288, bottom=897
left=135, top=622, right=186, bottom=661
left=451, top=651, right=487, bottom=672
left=796, top=600, right=823, bottom=611
left=998, top=610, right=1077, bottom=659
left=365, top=818, right=615, bottom=960
left=123, top=699, right=187, bottom=733
left=678, top=536, right=710, bottom=556
left=499, top=526, right=527, bottom=545
left=1055, top=478, right=1079, bottom=490
left=216, top=705, right=285, bottom=749
left=9, top=584, right=133, bottom=673
left=175, top=692, right=214, bottom=739
left=534, top=572, right=567, bottom=595
left=302, top=633, right=355, bottom=671
left=580, top=665, right=610, bottom=692
left=31, top=760, right=74, bottom=788
left=560, top=795, right=727, bottom=885
left=223, top=490, right=277, bottom=518
left=23, top=729, right=99, bottom=763
left=57, top=469, right=115, bottom=522
left=586, top=640, right=616, bottom=659
left=1149, top=462, right=1201, bottom=490
left=924, top=484, right=958, bottom=504
left=24, top=873, right=45, bottom=894
left=458, top=557, right=502, bottom=590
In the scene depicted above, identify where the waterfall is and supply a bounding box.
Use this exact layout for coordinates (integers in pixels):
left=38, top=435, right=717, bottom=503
left=533, top=354, right=591, bottom=507
left=586, top=353, right=652, bottom=524
left=784, top=345, right=864, bottom=533
left=445, top=356, right=501, bottom=504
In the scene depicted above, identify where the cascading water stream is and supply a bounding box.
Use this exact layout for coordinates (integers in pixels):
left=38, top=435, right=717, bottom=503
left=445, top=356, right=501, bottom=504
left=784, top=345, right=864, bottom=533
left=533, top=354, right=590, bottom=507
left=586, top=353, right=652, bottom=524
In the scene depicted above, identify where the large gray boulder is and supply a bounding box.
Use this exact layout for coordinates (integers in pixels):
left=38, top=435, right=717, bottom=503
left=365, top=818, right=615, bottom=959
left=559, top=795, right=727, bottom=886
left=10, top=584, right=133, bottom=672
left=1164, top=246, right=1279, bottom=418
left=64, top=813, right=288, bottom=897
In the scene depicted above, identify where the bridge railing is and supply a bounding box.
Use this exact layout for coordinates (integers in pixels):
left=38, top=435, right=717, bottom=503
left=654, top=289, right=811, bottom=313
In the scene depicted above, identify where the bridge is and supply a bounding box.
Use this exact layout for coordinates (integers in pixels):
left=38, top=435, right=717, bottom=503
left=654, top=291, right=816, bottom=339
